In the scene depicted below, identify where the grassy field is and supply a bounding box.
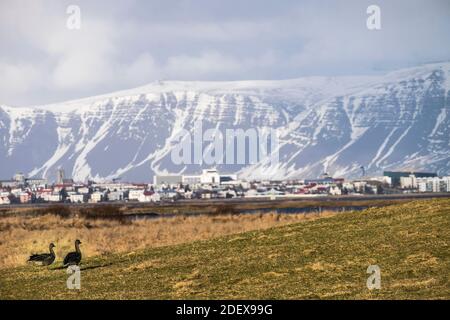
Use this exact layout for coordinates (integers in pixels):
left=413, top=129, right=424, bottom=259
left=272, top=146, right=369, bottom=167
left=0, top=198, right=449, bottom=299
left=0, top=209, right=321, bottom=268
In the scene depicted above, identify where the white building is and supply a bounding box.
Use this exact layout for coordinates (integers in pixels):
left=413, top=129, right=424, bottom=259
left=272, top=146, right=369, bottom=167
left=151, top=192, right=161, bottom=202
left=370, top=176, right=392, bottom=186
left=0, top=196, right=10, bottom=205
left=329, top=185, right=342, bottom=195
left=217, top=189, right=237, bottom=198
left=11, top=188, right=22, bottom=196
left=13, top=173, right=26, bottom=184
left=77, top=187, right=90, bottom=194
left=89, top=192, right=104, bottom=203
left=418, top=181, right=427, bottom=192
left=184, top=190, right=194, bottom=199
left=352, top=181, right=367, bottom=193
left=95, top=183, right=125, bottom=191
left=69, top=194, right=85, bottom=203
left=153, top=175, right=182, bottom=185
left=45, top=194, right=62, bottom=202
left=416, top=176, right=450, bottom=193
left=155, top=169, right=237, bottom=186
left=26, top=178, right=47, bottom=188
left=400, top=175, right=417, bottom=189
left=128, top=189, right=144, bottom=201
left=200, top=169, right=221, bottom=184
left=182, top=175, right=201, bottom=185
left=444, top=177, right=450, bottom=192
left=138, top=192, right=161, bottom=203
left=108, top=191, right=124, bottom=201
left=430, top=178, right=440, bottom=192
left=244, top=189, right=261, bottom=198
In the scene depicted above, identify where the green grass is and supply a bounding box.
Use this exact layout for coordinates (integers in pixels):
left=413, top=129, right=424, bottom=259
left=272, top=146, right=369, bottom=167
left=1, top=198, right=449, bottom=299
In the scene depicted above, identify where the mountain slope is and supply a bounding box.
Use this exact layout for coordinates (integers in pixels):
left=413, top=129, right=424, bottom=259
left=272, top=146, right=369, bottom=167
left=0, top=62, right=449, bottom=182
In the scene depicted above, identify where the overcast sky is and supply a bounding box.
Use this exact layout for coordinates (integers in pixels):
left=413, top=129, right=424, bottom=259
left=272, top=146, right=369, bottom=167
left=1, top=0, right=449, bottom=106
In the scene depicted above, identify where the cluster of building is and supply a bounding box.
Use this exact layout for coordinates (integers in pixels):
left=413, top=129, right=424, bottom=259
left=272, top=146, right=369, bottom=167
left=397, top=175, right=450, bottom=192
left=363, top=171, right=450, bottom=193
left=0, top=169, right=449, bottom=205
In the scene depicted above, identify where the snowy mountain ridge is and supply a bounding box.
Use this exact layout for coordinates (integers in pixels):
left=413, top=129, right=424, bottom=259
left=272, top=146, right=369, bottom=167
left=0, top=62, right=449, bottom=182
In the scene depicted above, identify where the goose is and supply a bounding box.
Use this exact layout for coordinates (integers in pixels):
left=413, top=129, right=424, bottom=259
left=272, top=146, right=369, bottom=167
left=28, top=243, right=56, bottom=266
left=63, top=239, right=82, bottom=267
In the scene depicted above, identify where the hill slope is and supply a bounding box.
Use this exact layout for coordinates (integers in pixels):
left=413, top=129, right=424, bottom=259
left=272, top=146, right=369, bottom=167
left=0, top=198, right=449, bottom=299
left=1, top=62, right=449, bottom=181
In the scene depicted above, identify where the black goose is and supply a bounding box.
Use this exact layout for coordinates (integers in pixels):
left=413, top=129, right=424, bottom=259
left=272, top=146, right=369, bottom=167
left=28, top=243, right=56, bottom=266
left=63, top=239, right=82, bottom=267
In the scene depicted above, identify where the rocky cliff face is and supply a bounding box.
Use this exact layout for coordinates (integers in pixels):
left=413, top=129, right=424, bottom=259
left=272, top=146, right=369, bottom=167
left=1, top=62, right=449, bottom=182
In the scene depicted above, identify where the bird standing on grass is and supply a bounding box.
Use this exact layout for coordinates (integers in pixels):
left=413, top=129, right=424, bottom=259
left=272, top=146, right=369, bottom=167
left=28, top=243, right=56, bottom=266
left=63, top=239, right=82, bottom=267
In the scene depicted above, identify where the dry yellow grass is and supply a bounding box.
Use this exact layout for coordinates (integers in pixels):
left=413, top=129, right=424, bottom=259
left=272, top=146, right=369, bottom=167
left=1, top=199, right=448, bottom=299
left=0, top=210, right=334, bottom=269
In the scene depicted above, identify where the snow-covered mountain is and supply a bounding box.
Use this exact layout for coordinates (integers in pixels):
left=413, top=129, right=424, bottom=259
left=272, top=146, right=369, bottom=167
left=1, top=62, right=449, bottom=182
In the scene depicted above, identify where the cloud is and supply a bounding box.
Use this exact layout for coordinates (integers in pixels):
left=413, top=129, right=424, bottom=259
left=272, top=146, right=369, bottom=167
left=165, top=52, right=241, bottom=79
left=0, top=0, right=449, bottom=105
left=0, top=63, right=41, bottom=98
left=122, top=53, right=159, bottom=85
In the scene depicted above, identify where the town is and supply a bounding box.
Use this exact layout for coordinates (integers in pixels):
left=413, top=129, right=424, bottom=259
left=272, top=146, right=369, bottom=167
left=0, top=168, right=449, bottom=206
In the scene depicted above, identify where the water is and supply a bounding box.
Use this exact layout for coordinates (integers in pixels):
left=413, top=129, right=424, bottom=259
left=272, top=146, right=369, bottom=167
left=241, top=205, right=373, bottom=215
left=127, top=205, right=374, bottom=220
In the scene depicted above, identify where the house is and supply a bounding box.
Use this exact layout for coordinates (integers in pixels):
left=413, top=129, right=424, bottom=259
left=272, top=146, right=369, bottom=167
left=128, top=189, right=144, bottom=201
left=182, top=175, right=201, bottom=185
left=244, top=189, right=260, bottom=198
left=138, top=193, right=151, bottom=202
left=151, top=192, right=161, bottom=202
left=183, top=190, right=194, bottom=199
left=138, top=190, right=160, bottom=202
left=108, top=191, right=124, bottom=201
left=54, top=184, right=74, bottom=192
left=69, top=194, right=86, bottom=203
left=218, top=189, right=237, bottom=199
left=266, top=188, right=284, bottom=195
left=329, top=186, right=342, bottom=196
left=200, top=190, right=215, bottom=199
left=0, top=195, right=11, bottom=205
left=200, top=169, right=220, bottom=184
left=25, top=177, right=47, bottom=187
left=19, top=192, right=32, bottom=204
left=42, top=194, right=62, bottom=202
left=89, top=192, right=104, bottom=203
left=76, top=187, right=90, bottom=194
left=160, top=190, right=179, bottom=200
left=0, top=180, right=17, bottom=188
left=153, top=175, right=182, bottom=186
